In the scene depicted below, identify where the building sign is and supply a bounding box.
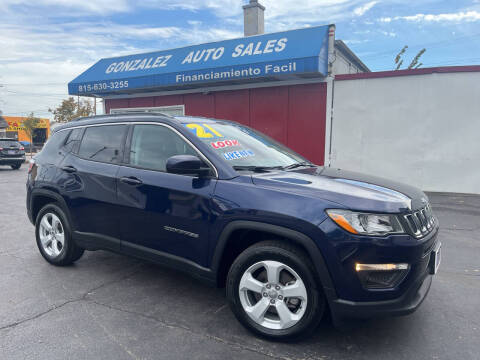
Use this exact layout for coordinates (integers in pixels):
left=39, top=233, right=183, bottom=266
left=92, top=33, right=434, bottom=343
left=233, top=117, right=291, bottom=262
left=6, top=118, right=49, bottom=131
left=68, top=25, right=330, bottom=96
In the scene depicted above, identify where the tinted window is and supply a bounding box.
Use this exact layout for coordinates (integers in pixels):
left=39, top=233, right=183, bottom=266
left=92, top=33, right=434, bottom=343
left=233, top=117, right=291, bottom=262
left=129, top=124, right=197, bottom=172
left=78, top=125, right=126, bottom=163
left=39, top=131, right=69, bottom=160
left=64, top=128, right=84, bottom=153
left=0, top=140, right=21, bottom=148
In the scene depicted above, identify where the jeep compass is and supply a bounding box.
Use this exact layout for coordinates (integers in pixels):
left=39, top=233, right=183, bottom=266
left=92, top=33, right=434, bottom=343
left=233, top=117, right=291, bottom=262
left=26, top=113, right=441, bottom=340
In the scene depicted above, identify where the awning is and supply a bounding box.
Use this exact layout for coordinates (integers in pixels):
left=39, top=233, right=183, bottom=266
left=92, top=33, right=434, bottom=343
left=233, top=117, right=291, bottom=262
left=68, top=25, right=331, bottom=96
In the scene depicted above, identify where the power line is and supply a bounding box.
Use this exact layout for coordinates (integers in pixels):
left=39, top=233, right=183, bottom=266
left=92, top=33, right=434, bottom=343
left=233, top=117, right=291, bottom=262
left=4, top=109, right=51, bottom=115
left=2, top=91, right=68, bottom=100
left=357, top=31, right=480, bottom=61
left=1, top=82, right=66, bottom=86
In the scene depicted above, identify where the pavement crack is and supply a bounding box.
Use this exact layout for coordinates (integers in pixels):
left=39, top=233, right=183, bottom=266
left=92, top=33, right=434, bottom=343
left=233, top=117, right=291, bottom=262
left=0, top=264, right=145, bottom=333
left=89, top=300, right=298, bottom=360
left=83, top=264, right=145, bottom=299
left=0, top=298, right=82, bottom=332
left=84, top=303, right=141, bottom=360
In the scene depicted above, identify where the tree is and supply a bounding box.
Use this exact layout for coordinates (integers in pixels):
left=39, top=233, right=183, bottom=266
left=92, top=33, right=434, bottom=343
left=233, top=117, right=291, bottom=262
left=394, top=46, right=426, bottom=70
left=48, top=97, right=94, bottom=123
left=23, top=112, right=40, bottom=157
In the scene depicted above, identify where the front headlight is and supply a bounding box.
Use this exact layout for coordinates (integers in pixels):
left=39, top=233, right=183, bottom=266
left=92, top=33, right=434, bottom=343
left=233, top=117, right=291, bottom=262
left=326, top=209, right=404, bottom=236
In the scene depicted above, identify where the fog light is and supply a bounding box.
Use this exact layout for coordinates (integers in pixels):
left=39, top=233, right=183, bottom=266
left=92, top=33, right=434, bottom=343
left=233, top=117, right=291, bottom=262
left=355, top=263, right=409, bottom=289
left=355, top=263, right=409, bottom=271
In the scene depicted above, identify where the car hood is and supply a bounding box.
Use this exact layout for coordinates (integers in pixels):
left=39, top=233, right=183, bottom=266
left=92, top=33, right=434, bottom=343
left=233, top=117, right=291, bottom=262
left=251, top=166, right=428, bottom=213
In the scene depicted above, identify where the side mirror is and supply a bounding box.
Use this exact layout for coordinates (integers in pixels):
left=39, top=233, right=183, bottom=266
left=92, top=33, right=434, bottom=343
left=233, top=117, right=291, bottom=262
left=166, top=155, right=211, bottom=177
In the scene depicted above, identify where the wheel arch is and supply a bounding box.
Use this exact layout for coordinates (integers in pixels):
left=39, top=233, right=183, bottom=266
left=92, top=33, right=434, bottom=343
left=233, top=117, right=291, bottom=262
left=212, top=221, right=337, bottom=300
left=30, top=189, right=71, bottom=225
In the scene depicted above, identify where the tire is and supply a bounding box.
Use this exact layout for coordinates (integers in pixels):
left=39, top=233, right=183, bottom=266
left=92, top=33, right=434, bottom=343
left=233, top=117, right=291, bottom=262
left=11, top=163, right=21, bottom=170
left=35, top=203, right=84, bottom=266
left=226, top=240, right=325, bottom=341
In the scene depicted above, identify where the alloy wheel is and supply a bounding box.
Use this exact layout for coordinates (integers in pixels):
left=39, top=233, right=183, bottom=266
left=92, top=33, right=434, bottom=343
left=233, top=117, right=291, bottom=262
left=238, top=260, right=308, bottom=330
left=39, top=213, right=65, bottom=257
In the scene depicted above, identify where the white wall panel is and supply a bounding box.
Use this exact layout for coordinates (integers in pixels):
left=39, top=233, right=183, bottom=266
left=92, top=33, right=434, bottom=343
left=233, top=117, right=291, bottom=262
left=330, top=71, right=480, bottom=194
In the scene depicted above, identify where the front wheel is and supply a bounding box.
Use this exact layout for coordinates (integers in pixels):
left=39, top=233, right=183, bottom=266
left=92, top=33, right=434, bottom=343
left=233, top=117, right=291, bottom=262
left=11, top=163, right=21, bottom=170
left=226, top=241, right=325, bottom=341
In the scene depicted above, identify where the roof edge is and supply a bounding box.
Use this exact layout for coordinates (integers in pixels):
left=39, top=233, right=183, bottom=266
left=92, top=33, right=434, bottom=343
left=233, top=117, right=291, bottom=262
left=334, top=40, right=370, bottom=73
left=335, top=65, right=480, bottom=81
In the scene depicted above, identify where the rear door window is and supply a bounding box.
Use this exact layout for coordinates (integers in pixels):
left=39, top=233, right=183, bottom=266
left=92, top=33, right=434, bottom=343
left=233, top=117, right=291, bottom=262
left=64, top=128, right=84, bottom=154
left=78, top=125, right=127, bottom=164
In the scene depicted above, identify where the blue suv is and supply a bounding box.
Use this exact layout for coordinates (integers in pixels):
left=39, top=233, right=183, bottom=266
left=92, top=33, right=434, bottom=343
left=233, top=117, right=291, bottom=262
left=26, top=113, right=441, bottom=340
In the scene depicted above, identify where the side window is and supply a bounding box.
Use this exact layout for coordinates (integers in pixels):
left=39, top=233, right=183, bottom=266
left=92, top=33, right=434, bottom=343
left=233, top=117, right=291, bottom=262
left=129, top=124, right=197, bottom=172
left=78, top=125, right=126, bottom=164
left=38, top=130, right=70, bottom=160
left=64, top=128, right=84, bottom=154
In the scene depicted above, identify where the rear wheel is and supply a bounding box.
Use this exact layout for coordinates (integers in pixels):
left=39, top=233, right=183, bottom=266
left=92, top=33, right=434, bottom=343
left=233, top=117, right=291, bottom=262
left=35, top=203, right=84, bottom=266
left=226, top=240, right=325, bottom=341
left=11, top=163, right=21, bottom=170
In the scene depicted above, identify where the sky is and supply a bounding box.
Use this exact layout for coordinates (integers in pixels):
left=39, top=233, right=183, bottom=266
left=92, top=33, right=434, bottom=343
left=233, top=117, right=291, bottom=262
left=0, top=0, right=479, bottom=120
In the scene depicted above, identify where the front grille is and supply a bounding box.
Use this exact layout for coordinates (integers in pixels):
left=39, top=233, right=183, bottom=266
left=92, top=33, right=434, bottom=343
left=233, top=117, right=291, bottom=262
left=404, top=204, right=436, bottom=238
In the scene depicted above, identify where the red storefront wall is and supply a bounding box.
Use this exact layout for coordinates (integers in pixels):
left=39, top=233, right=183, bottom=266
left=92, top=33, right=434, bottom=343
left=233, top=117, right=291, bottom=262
left=105, top=83, right=327, bottom=165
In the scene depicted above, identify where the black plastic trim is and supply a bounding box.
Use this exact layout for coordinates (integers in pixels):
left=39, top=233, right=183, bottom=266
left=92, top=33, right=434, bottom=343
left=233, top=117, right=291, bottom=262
left=73, top=231, right=121, bottom=252
left=331, top=273, right=433, bottom=320
left=121, top=241, right=216, bottom=286
left=29, top=189, right=71, bottom=225
left=212, top=221, right=337, bottom=300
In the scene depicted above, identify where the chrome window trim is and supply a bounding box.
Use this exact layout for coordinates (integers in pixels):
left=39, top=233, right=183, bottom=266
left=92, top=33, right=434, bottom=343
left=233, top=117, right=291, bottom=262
left=56, top=121, right=219, bottom=178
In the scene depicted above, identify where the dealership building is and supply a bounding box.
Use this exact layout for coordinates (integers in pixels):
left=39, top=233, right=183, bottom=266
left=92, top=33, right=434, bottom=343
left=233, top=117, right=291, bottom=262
left=69, top=1, right=368, bottom=166
left=69, top=0, right=480, bottom=194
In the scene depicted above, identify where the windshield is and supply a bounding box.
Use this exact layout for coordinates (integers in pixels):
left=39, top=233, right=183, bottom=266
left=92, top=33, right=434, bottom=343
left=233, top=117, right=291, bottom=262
left=182, top=121, right=308, bottom=170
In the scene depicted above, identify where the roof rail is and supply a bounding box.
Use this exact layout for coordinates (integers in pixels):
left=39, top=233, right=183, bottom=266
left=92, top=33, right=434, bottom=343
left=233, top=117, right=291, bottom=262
left=71, top=111, right=174, bottom=122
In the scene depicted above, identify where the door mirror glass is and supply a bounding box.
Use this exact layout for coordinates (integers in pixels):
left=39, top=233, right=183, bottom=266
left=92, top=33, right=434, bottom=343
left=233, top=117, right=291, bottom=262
left=166, top=155, right=210, bottom=177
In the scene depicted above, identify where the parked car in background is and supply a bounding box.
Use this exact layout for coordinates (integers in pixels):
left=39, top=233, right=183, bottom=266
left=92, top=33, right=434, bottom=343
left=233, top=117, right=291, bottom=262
left=26, top=113, right=441, bottom=340
left=0, top=139, right=25, bottom=170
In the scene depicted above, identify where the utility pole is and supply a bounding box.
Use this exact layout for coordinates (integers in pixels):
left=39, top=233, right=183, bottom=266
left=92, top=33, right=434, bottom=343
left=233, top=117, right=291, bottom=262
left=94, top=97, right=97, bottom=115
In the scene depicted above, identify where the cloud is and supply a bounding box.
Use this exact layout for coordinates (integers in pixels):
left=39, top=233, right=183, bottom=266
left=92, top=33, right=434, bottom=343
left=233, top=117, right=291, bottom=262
left=353, top=1, right=378, bottom=16
left=0, top=18, right=240, bottom=117
left=0, top=0, right=131, bottom=14
left=380, top=30, right=396, bottom=37
left=380, top=10, right=480, bottom=23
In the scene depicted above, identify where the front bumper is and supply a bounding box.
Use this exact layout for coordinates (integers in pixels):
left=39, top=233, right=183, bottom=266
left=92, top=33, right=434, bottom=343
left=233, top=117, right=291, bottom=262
left=331, top=271, right=432, bottom=320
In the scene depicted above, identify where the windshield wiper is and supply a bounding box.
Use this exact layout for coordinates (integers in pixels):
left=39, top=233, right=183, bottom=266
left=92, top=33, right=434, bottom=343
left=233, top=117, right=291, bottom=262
left=233, top=165, right=284, bottom=172
left=282, top=161, right=316, bottom=170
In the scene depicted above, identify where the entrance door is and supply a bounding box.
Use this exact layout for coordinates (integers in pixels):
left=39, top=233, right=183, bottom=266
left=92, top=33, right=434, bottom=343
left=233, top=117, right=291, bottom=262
left=116, top=123, right=216, bottom=267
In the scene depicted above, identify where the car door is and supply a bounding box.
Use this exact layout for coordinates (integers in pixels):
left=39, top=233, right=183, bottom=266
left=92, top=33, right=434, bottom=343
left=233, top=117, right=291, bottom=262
left=116, top=123, right=217, bottom=267
left=57, top=124, right=128, bottom=251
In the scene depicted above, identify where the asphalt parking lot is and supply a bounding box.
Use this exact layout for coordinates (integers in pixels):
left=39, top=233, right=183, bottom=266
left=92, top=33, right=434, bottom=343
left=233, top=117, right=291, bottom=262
left=0, top=166, right=479, bottom=360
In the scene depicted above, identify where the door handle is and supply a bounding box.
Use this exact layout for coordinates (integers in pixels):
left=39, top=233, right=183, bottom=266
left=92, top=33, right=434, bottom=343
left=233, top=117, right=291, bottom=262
left=120, top=176, right=143, bottom=186
left=61, top=165, right=77, bottom=173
